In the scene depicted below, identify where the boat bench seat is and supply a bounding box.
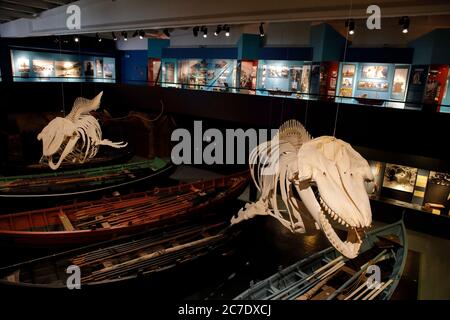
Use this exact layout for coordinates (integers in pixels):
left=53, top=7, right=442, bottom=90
left=58, top=210, right=75, bottom=231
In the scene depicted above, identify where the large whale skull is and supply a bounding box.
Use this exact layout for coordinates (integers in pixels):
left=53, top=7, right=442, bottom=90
left=37, top=92, right=127, bottom=170
left=231, top=120, right=375, bottom=259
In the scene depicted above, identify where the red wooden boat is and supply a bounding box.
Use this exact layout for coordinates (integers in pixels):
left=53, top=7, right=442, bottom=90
left=0, top=172, right=249, bottom=248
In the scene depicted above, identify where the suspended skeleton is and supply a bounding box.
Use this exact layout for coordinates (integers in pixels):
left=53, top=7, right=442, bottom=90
left=231, top=120, right=376, bottom=259
left=37, top=92, right=127, bottom=170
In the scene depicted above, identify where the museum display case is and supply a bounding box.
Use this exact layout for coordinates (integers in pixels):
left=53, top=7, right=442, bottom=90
left=10, top=49, right=116, bottom=83
left=146, top=55, right=450, bottom=112
left=157, top=58, right=237, bottom=90
left=369, top=160, right=450, bottom=217
left=237, top=59, right=258, bottom=93
left=335, top=62, right=411, bottom=108
left=256, top=59, right=311, bottom=97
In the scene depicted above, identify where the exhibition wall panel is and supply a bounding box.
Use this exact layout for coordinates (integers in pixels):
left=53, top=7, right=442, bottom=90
left=11, top=49, right=116, bottom=83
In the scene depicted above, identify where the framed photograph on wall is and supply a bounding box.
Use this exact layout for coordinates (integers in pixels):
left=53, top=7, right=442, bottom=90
left=391, top=67, right=409, bottom=100
left=103, top=63, right=114, bottom=79
left=329, top=77, right=337, bottom=89
left=164, top=62, right=175, bottom=83
left=423, top=171, right=450, bottom=215
left=16, top=56, right=30, bottom=77
left=341, top=77, right=353, bottom=88
left=412, top=69, right=424, bottom=85
left=84, top=61, right=94, bottom=77
left=341, top=64, right=355, bottom=77
left=55, top=61, right=81, bottom=77
left=95, top=59, right=103, bottom=77
left=339, top=64, right=356, bottom=97
left=300, top=65, right=310, bottom=93
left=360, top=65, right=388, bottom=79
left=382, top=163, right=418, bottom=193
left=267, top=65, right=289, bottom=78
left=339, top=87, right=353, bottom=97
left=32, top=60, right=54, bottom=77
left=357, top=80, right=389, bottom=91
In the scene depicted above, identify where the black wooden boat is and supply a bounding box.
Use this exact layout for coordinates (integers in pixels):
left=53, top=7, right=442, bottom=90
left=234, top=221, right=408, bottom=300
left=0, top=214, right=236, bottom=289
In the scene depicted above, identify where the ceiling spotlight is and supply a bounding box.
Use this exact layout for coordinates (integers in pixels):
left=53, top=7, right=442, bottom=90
left=201, top=26, right=208, bottom=38
left=223, top=25, right=230, bottom=37
left=345, top=19, right=355, bottom=35
left=139, top=30, right=145, bottom=39
left=193, top=26, right=199, bottom=37
left=259, top=22, right=265, bottom=37
left=399, top=16, right=410, bottom=34
left=132, top=30, right=139, bottom=38
left=96, top=33, right=102, bottom=42
left=214, top=25, right=222, bottom=36
left=121, top=31, right=128, bottom=41
left=163, top=29, right=170, bottom=38
left=74, top=35, right=79, bottom=43
left=112, top=32, right=117, bottom=41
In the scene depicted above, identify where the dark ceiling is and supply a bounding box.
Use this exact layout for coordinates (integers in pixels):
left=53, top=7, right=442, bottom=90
left=0, top=0, right=76, bottom=23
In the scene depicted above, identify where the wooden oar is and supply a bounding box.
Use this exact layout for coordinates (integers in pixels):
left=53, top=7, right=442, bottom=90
left=267, top=256, right=345, bottom=300
left=81, top=234, right=223, bottom=282
left=326, top=249, right=388, bottom=300
left=366, top=279, right=394, bottom=300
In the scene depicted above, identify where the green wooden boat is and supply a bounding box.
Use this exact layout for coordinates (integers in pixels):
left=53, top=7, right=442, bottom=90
left=0, top=157, right=173, bottom=203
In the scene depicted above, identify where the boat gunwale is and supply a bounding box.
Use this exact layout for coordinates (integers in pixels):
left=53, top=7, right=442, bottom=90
left=0, top=171, right=249, bottom=240
left=0, top=160, right=173, bottom=198
left=0, top=157, right=168, bottom=181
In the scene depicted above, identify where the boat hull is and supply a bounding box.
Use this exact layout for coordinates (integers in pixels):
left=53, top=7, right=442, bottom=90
left=0, top=158, right=174, bottom=213
left=0, top=172, right=249, bottom=248
left=234, top=221, right=408, bottom=300
left=0, top=214, right=239, bottom=290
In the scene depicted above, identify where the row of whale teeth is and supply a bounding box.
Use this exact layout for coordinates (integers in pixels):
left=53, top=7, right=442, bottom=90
left=318, top=196, right=350, bottom=228
left=319, top=210, right=361, bottom=259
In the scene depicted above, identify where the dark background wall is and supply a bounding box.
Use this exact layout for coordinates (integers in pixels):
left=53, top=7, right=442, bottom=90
left=0, top=81, right=449, bottom=172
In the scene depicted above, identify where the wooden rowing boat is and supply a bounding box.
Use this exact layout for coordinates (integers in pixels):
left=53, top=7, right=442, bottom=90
left=0, top=212, right=236, bottom=289
left=234, top=220, right=408, bottom=300
left=0, top=171, right=249, bottom=248
left=0, top=157, right=172, bottom=207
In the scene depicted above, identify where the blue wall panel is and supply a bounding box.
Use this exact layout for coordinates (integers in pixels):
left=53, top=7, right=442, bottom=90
left=345, top=48, right=414, bottom=64
left=310, top=23, right=345, bottom=62
left=162, top=47, right=238, bottom=59
left=148, top=39, right=170, bottom=59
left=410, top=29, right=450, bottom=65
left=258, top=47, right=312, bottom=61
left=121, top=50, right=148, bottom=84
left=237, top=34, right=261, bottom=60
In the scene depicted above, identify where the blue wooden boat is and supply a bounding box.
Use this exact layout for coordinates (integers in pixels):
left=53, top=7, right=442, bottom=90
left=234, top=220, right=408, bottom=300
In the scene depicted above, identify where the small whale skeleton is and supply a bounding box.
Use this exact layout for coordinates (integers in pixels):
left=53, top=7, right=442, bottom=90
left=37, top=92, right=127, bottom=170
